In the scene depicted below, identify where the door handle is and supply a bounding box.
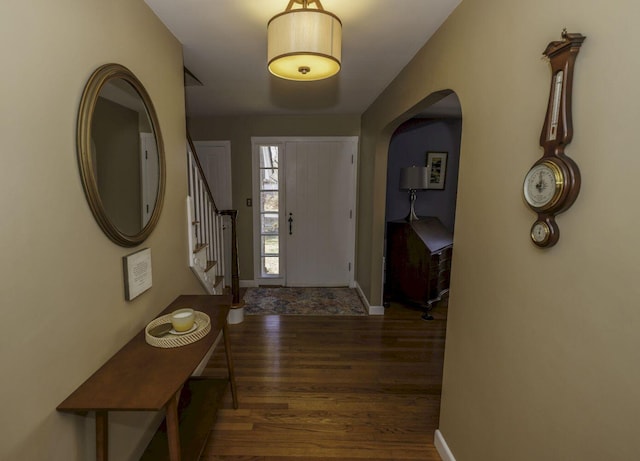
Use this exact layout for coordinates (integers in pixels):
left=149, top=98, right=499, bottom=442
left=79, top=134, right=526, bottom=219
left=288, top=213, right=293, bottom=235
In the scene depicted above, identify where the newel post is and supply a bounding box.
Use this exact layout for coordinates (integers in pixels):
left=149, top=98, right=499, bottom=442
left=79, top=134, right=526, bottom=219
left=220, top=209, right=240, bottom=305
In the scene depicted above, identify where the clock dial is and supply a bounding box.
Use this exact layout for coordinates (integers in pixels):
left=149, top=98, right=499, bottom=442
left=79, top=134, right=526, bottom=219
left=531, top=221, right=550, bottom=245
left=523, top=161, right=563, bottom=211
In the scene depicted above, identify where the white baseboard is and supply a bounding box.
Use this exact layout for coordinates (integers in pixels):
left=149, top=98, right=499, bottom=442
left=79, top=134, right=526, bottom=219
left=435, top=429, right=456, bottom=461
left=354, top=282, right=384, bottom=315
left=240, top=279, right=257, bottom=288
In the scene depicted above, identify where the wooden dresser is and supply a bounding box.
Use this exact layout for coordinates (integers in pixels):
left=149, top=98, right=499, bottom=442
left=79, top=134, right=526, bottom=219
left=385, top=217, right=453, bottom=314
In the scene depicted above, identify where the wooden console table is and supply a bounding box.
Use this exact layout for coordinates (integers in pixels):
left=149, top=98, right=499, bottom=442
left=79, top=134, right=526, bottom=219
left=57, top=295, right=238, bottom=461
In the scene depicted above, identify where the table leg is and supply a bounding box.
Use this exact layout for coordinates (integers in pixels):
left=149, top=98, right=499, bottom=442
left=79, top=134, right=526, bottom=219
left=96, top=411, right=108, bottom=461
left=223, top=324, right=239, bottom=409
left=165, top=390, right=182, bottom=461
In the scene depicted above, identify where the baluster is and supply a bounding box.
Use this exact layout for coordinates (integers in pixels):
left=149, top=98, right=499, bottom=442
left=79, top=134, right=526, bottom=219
left=211, top=205, right=216, bottom=268
left=212, top=210, right=220, bottom=292
left=220, top=209, right=239, bottom=304
left=198, top=185, right=205, bottom=248
left=217, top=214, right=225, bottom=279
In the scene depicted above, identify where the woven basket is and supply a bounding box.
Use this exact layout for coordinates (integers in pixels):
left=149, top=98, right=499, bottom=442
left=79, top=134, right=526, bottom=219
left=145, top=311, right=211, bottom=348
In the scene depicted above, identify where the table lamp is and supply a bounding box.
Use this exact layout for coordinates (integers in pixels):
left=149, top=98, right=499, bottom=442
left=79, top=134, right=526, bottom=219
left=399, top=166, right=429, bottom=221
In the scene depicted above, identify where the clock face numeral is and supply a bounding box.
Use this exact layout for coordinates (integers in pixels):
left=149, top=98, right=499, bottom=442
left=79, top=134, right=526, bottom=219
left=523, top=161, right=563, bottom=210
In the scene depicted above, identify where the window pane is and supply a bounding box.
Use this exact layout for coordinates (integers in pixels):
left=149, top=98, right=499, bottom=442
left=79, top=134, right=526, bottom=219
left=262, top=256, right=279, bottom=276
left=258, top=145, right=280, bottom=278
left=259, top=146, right=279, bottom=168
left=262, top=235, right=279, bottom=255
left=261, top=213, right=279, bottom=233
left=259, top=146, right=271, bottom=168
left=261, top=191, right=278, bottom=212
left=260, top=168, right=278, bottom=190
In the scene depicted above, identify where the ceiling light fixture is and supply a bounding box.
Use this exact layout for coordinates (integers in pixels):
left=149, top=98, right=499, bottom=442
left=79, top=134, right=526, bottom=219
left=267, top=0, right=342, bottom=81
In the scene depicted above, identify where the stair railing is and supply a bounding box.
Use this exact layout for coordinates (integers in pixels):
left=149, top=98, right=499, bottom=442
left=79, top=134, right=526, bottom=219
left=186, top=136, right=240, bottom=304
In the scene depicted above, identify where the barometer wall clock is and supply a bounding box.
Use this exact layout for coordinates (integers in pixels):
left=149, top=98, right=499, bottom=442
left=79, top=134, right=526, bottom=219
left=523, top=30, right=586, bottom=248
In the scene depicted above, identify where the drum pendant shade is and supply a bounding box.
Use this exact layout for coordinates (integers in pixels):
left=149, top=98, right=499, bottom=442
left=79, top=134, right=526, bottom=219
left=268, top=1, right=342, bottom=81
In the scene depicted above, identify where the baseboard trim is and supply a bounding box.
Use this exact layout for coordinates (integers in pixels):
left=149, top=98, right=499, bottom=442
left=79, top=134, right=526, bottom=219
left=354, top=282, right=384, bottom=315
left=435, top=429, right=456, bottom=461
left=239, top=279, right=257, bottom=288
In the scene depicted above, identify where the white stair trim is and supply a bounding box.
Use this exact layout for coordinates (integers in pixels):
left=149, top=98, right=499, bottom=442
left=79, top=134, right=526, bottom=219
left=187, top=196, right=223, bottom=295
left=435, top=429, right=457, bottom=461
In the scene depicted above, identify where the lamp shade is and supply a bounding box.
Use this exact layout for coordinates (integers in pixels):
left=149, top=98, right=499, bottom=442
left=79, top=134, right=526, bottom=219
left=400, top=166, right=430, bottom=190
left=268, top=7, right=342, bottom=81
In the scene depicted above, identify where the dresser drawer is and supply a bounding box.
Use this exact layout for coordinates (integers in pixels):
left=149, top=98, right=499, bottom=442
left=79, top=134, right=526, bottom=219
left=438, top=246, right=452, bottom=263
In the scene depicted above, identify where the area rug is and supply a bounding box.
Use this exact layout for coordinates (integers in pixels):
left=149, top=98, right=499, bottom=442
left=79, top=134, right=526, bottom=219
left=243, top=287, right=368, bottom=316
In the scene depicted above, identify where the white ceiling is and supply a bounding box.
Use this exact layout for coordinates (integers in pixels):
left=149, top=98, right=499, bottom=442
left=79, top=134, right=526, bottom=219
left=144, top=0, right=462, bottom=117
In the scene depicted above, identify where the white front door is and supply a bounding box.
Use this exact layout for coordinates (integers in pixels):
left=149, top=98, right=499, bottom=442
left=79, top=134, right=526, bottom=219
left=252, top=137, right=357, bottom=287
left=194, top=140, right=232, bottom=287
left=284, top=140, right=356, bottom=286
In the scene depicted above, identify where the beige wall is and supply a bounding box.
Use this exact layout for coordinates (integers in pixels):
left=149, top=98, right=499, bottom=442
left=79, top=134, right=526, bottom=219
left=360, top=0, right=640, bottom=459
left=0, top=1, right=203, bottom=460
left=6, top=0, right=639, bottom=458
left=188, top=115, right=360, bottom=281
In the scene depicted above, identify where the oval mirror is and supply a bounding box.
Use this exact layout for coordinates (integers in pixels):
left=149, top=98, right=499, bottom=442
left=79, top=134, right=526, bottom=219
left=77, top=63, right=165, bottom=247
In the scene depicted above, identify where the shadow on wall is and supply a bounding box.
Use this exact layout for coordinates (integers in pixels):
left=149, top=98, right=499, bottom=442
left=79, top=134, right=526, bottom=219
left=385, top=92, right=462, bottom=233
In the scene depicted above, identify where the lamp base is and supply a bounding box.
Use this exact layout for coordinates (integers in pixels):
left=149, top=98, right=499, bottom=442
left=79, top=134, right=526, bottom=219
left=404, top=189, right=420, bottom=222
left=405, top=209, right=419, bottom=222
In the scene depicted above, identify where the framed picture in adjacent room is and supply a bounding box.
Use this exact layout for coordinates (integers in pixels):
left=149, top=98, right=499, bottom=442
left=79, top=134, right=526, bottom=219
left=426, top=151, right=448, bottom=190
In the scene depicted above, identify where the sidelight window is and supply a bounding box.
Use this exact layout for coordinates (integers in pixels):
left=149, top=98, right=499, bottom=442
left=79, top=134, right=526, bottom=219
left=258, top=146, right=280, bottom=276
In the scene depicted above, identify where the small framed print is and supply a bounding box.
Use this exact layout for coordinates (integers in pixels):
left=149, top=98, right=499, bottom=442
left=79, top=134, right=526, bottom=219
left=426, top=152, right=448, bottom=190
left=123, top=248, right=152, bottom=301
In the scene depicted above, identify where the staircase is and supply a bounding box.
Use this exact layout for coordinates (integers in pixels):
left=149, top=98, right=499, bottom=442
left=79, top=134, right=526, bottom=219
left=186, top=137, right=240, bottom=308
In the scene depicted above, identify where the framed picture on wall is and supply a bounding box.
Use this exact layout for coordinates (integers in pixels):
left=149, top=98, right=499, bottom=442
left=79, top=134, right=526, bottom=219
left=426, top=152, right=448, bottom=190
left=123, top=248, right=152, bottom=301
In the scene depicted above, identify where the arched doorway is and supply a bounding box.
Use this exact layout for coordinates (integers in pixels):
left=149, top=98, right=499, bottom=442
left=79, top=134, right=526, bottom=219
left=382, top=91, right=462, bottom=319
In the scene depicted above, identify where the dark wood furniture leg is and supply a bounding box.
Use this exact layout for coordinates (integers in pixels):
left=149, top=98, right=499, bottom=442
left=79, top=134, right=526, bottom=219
left=223, top=324, right=239, bottom=409
left=96, top=411, right=108, bottom=461
left=165, top=389, right=182, bottom=461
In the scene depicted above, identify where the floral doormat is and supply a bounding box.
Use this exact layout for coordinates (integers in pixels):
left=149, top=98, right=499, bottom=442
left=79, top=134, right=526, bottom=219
left=243, top=287, right=368, bottom=316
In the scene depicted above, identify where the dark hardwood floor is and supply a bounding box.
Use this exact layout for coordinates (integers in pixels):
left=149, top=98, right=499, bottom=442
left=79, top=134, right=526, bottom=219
left=200, top=300, right=447, bottom=461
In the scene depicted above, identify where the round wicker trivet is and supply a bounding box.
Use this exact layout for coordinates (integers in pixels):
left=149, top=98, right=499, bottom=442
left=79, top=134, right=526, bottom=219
left=145, top=311, right=211, bottom=348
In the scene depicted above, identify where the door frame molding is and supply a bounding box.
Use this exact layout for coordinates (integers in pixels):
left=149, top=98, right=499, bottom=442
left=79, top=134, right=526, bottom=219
left=251, top=136, right=359, bottom=287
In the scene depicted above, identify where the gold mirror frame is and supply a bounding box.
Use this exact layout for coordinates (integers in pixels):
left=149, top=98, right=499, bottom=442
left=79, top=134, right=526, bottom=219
left=77, top=63, right=165, bottom=247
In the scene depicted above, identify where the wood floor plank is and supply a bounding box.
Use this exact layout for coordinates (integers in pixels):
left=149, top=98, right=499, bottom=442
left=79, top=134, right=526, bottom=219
left=200, top=301, right=446, bottom=460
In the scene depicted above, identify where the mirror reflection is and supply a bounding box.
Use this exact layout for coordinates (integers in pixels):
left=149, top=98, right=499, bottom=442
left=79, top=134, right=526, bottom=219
left=77, top=63, right=165, bottom=247
left=91, top=79, right=159, bottom=234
